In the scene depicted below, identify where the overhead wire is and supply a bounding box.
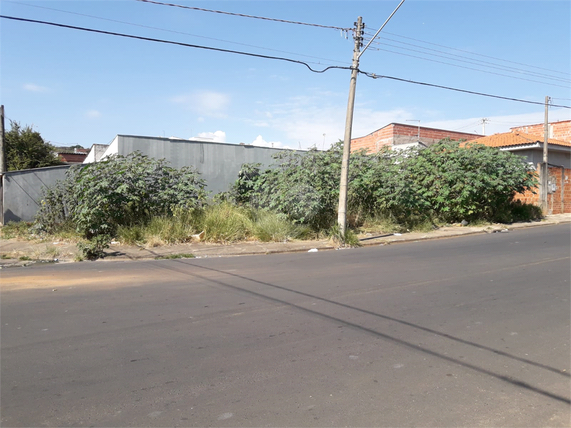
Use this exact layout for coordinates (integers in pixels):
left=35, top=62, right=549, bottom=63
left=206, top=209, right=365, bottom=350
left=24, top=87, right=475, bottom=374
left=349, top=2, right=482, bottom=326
left=135, top=0, right=352, bottom=32
left=361, top=46, right=570, bottom=89
left=359, top=70, right=571, bottom=109
left=362, top=36, right=570, bottom=84
left=7, top=1, right=351, bottom=67
left=364, top=30, right=569, bottom=77
left=2, top=14, right=569, bottom=111
left=451, top=121, right=483, bottom=132
left=0, top=15, right=351, bottom=74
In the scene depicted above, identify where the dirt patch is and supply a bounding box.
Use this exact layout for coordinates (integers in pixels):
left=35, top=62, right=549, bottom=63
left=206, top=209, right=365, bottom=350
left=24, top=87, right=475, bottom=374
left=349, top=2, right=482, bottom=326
left=1, top=270, right=167, bottom=291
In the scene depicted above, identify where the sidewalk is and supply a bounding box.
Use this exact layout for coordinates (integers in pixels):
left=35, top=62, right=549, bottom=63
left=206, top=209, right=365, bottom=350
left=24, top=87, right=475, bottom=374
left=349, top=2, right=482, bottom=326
left=1, top=214, right=570, bottom=268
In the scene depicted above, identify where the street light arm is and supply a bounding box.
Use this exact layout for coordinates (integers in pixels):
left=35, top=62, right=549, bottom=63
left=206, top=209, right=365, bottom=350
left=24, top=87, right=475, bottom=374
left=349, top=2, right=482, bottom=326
left=358, top=0, right=406, bottom=59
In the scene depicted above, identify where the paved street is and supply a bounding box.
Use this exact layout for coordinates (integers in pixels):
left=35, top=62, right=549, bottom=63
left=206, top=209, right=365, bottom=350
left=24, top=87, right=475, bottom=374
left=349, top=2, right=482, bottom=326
left=1, top=224, right=570, bottom=427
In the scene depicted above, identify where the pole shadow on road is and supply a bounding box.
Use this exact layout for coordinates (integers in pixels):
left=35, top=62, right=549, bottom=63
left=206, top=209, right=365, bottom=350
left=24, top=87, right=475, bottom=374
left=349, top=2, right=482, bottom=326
left=151, top=259, right=570, bottom=406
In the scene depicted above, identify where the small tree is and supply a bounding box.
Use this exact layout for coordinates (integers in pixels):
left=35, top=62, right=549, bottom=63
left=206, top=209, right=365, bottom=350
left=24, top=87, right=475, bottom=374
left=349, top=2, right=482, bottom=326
left=5, top=121, right=62, bottom=171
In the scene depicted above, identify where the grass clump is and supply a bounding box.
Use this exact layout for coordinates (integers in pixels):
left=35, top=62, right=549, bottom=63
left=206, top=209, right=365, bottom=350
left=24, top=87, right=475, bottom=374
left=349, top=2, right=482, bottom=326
left=1, top=221, right=34, bottom=240
left=118, top=211, right=200, bottom=247
left=155, top=253, right=195, bottom=260
left=201, top=203, right=253, bottom=243
left=328, top=224, right=361, bottom=247
left=359, top=216, right=403, bottom=235
left=117, top=208, right=201, bottom=246
left=250, top=210, right=312, bottom=242
left=115, top=204, right=312, bottom=246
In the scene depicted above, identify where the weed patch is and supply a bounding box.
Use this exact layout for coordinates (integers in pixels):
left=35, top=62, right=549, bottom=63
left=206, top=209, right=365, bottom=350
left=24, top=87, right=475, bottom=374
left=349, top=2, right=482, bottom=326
left=1, top=222, right=34, bottom=240
left=155, top=253, right=195, bottom=260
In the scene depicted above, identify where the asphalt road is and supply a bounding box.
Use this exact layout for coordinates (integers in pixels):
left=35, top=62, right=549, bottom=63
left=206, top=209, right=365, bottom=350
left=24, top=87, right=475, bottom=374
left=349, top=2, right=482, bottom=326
left=1, top=224, right=570, bottom=427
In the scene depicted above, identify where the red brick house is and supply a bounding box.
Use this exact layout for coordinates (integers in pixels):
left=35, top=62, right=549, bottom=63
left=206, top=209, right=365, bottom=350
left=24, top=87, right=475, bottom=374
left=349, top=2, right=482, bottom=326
left=511, top=119, right=571, bottom=143
left=55, top=147, right=89, bottom=164
left=467, top=125, right=571, bottom=214
left=351, top=123, right=482, bottom=153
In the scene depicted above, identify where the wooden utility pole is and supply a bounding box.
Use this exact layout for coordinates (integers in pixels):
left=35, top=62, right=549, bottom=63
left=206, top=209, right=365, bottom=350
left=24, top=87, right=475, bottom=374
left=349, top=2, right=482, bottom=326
left=0, top=105, right=5, bottom=226
left=337, top=17, right=363, bottom=238
left=541, top=96, right=550, bottom=213
left=0, top=105, right=6, bottom=174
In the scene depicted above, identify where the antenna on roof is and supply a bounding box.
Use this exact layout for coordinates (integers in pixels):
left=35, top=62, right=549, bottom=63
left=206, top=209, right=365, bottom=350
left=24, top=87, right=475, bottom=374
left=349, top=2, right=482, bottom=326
left=481, top=118, right=489, bottom=135
left=406, top=119, right=420, bottom=141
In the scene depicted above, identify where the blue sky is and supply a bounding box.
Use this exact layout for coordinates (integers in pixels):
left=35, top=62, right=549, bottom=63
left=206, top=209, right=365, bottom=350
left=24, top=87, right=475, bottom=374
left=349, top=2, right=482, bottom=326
left=1, top=0, right=570, bottom=149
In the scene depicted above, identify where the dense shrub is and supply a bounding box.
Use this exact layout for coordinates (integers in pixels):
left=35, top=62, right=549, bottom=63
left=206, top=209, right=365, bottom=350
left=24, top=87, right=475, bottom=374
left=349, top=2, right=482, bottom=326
left=229, top=140, right=539, bottom=227
left=230, top=143, right=373, bottom=229
left=71, top=152, right=207, bottom=238
left=401, top=142, right=539, bottom=222
left=35, top=152, right=207, bottom=257
left=33, top=141, right=540, bottom=259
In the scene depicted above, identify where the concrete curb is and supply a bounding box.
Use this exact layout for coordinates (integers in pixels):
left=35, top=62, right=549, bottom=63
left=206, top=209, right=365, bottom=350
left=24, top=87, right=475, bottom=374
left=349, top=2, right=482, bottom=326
left=1, top=216, right=569, bottom=268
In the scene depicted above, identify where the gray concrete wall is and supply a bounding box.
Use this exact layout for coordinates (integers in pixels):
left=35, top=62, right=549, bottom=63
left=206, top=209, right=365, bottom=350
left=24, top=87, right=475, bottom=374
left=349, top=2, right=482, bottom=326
left=2, top=137, right=295, bottom=223
left=117, top=135, right=291, bottom=194
left=505, top=148, right=571, bottom=169
left=2, top=165, right=71, bottom=224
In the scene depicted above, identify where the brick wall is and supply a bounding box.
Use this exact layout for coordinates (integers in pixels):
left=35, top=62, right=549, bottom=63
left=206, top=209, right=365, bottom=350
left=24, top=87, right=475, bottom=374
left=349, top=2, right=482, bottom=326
left=514, top=165, right=571, bottom=214
left=351, top=123, right=481, bottom=153
left=58, top=153, right=88, bottom=163
left=351, top=125, right=394, bottom=153
left=511, top=120, right=571, bottom=143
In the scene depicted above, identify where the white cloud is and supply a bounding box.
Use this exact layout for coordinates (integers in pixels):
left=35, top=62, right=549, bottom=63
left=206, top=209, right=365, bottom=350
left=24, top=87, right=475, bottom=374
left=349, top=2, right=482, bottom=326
left=251, top=135, right=283, bottom=148
left=248, top=91, right=414, bottom=150
left=195, top=130, right=226, bottom=143
left=424, top=110, right=571, bottom=136
left=86, top=110, right=101, bottom=119
left=23, top=83, right=49, bottom=93
left=171, top=90, right=230, bottom=118
left=246, top=87, right=571, bottom=150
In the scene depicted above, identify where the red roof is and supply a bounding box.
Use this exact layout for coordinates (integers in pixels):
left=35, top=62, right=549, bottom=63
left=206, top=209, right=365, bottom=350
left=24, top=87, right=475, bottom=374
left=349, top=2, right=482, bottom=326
left=467, top=132, right=571, bottom=148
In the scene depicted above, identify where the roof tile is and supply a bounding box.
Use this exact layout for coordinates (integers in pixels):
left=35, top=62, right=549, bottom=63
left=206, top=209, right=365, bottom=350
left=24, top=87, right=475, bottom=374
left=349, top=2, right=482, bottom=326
left=466, top=132, right=571, bottom=148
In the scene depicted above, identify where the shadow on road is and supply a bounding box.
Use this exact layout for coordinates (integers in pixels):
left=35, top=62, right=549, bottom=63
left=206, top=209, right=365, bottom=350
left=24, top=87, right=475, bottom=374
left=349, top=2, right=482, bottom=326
left=150, top=259, right=570, bottom=405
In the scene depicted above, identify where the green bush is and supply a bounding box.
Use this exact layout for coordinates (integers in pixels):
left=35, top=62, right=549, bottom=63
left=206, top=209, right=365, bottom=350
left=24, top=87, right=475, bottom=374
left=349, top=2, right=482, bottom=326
left=77, top=234, right=111, bottom=260
left=493, top=200, right=543, bottom=224
left=400, top=142, right=539, bottom=222
left=71, top=152, right=207, bottom=239
left=229, top=141, right=538, bottom=228
left=229, top=144, right=364, bottom=230
left=35, top=152, right=207, bottom=238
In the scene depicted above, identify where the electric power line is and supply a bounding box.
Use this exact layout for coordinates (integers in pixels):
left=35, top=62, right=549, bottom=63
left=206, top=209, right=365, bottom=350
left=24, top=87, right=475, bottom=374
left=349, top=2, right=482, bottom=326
left=0, top=15, right=351, bottom=74
left=451, top=120, right=483, bottom=132
left=362, top=36, right=570, bottom=84
left=359, top=70, right=571, bottom=109
left=364, top=30, right=569, bottom=77
left=8, top=1, right=351, bottom=67
left=362, top=45, right=570, bottom=89
left=3, top=14, right=569, bottom=111
left=136, top=0, right=352, bottom=32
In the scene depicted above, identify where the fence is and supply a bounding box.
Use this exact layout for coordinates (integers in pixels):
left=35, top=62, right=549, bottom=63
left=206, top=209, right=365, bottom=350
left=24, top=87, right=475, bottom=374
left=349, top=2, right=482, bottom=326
left=1, top=165, right=71, bottom=224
